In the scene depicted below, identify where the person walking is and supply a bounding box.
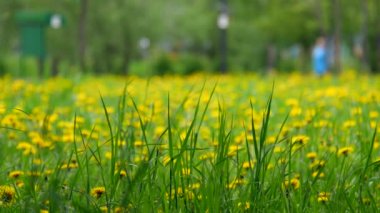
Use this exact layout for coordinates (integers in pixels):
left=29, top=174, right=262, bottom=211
left=312, top=37, right=329, bottom=76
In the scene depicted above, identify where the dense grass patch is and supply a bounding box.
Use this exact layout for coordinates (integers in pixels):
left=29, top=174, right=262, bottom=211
left=0, top=72, right=380, bottom=212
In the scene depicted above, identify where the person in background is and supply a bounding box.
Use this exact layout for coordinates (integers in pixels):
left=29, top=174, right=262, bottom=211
left=312, top=36, right=328, bottom=76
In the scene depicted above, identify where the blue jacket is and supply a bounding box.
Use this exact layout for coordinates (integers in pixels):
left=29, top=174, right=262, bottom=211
left=312, top=46, right=328, bottom=75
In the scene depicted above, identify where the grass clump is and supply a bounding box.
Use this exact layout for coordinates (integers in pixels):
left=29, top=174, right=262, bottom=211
left=0, top=73, right=379, bottom=212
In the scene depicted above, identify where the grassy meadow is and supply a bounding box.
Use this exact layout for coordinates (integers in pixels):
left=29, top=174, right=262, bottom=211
left=0, top=72, right=380, bottom=212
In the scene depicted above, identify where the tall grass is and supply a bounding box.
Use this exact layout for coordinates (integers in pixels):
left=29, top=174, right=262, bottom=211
left=0, top=74, right=379, bottom=212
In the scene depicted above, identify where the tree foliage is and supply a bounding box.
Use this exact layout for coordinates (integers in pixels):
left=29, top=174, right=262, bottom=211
left=0, top=0, right=379, bottom=76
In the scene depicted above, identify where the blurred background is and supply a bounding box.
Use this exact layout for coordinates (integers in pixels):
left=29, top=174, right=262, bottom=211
left=0, top=0, right=379, bottom=77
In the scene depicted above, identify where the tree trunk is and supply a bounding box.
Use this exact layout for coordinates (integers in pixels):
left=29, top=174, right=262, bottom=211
left=121, top=22, right=130, bottom=75
left=78, top=0, right=88, bottom=72
left=376, top=0, right=380, bottom=73
left=219, top=0, right=228, bottom=73
left=38, top=57, right=44, bottom=77
left=122, top=51, right=130, bottom=75
left=51, top=57, right=60, bottom=77
left=360, top=0, right=369, bottom=72
left=219, top=27, right=228, bottom=73
left=266, top=43, right=276, bottom=73
left=332, top=0, right=342, bottom=73
left=314, top=0, right=325, bottom=35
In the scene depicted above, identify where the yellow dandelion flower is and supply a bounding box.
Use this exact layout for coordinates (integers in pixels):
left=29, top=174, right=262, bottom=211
left=246, top=135, right=254, bottom=143
left=8, top=132, right=17, bottom=140
left=165, top=187, right=185, bottom=200
left=16, top=180, right=24, bottom=187
left=350, top=107, right=362, bottom=116
left=306, top=152, right=317, bottom=160
left=105, top=151, right=112, bottom=159
left=31, top=135, right=52, bottom=148
left=0, top=104, right=5, bottom=114
left=267, top=163, right=274, bottom=170
left=226, top=178, right=245, bottom=190
left=362, top=197, right=371, bottom=205
left=312, top=171, right=325, bottom=178
left=90, top=186, right=106, bottom=199
left=114, top=207, right=125, bottom=213
left=234, top=133, right=245, bottom=144
left=293, top=173, right=301, bottom=179
left=292, top=135, right=310, bottom=145
left=31, top=158, right=41, bottom=165
left=184, top=190, right=194, bottom=200
left=343, top=120, right=356, bottom=128
left=133, top=156, right=146, bottom=163
left=283, top=178, right=300, bottom=190
left=309, top=160, right=326, bottom=169
left=158, top=144, right=169, bottom=151
left=8, top=171, right=24, bottom=179
left=134, top=140, right=144, bottom=147
left=305, top=108, right=316, bottom=118
left=285, top=98, right=299, bottom=107
left=369, top=111, right=379, bottom=119
left=75, top=116, right=85, bottom=124
left=242, top=161, right=255, bottom=169
left=199, top=152, right=215, bottom=161
left=62, top=133, right=74, bottom=143
left=162, top=156, right=173, bottom=166
left=16, top=142, right=37, bottom=155
left=44, top=170, right=53, bottom=176
left=100, top=206, right=108, bottom=213
left=0, top=185, right=16, bottom=207
left=117, top=140, right=126, bottom=147
left=227, top=145, right=242, bottom=157
left=154, top=126, right=166, bottom=137
left=371, top=121, right=378, bottom=129
left=290, top=107, right=302, bottom=117
left=292, top=120, right=307, bottom=129
left=60, top=161, right=78, bottom=170
left=27, top=171, right=41, bottom=177
left=278, top=158, right=287, bottom=164
left=189, top=183, right=200, bottom=190
left=181, top=168, right=191, bottom=176
left=274, top=146, right=285, bottom=153
left=80, top=129, right=91, bottom=138
left=179, top=132, right=187, bottom=141
left=317, top=192, right=330, bottom=203
left=338, top=146, right=354, bottom=156
left=238, top=201, right=251, bottom=210
left=313, top=120, right=330, bottom=128
left=266, top=136, right=276, bottom=144
left=119, top=170, right=127, bottom=178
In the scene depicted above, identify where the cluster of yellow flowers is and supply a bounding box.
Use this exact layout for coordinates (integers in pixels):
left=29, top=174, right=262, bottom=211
left=0, top=72, right=379, bottom=208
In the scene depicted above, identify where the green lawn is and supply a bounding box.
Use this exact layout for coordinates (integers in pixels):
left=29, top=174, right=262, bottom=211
left=0, top=72, right=379, bottom=212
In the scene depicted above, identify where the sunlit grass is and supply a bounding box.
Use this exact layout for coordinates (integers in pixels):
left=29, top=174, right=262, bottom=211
left=0, top=72, right=379, bottom=212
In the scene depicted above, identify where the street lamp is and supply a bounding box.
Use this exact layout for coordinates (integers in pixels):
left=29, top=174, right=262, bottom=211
left=138, top=37, right=150, bottom=58
left=217, top=0, right=229, bottom=73
left=50, top=14, right=64, bottom=29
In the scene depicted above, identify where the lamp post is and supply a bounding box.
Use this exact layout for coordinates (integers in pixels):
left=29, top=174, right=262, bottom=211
left=217, top=0, right=229, bottom=73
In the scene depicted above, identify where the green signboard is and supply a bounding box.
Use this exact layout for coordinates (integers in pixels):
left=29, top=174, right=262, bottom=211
left=16, top=11, right=64, bottom=59
left=15, top=10, right=65, bottom=76
left=20, top=25, right=46, bottom=58
left=16, top=11, right=51, bottom=59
